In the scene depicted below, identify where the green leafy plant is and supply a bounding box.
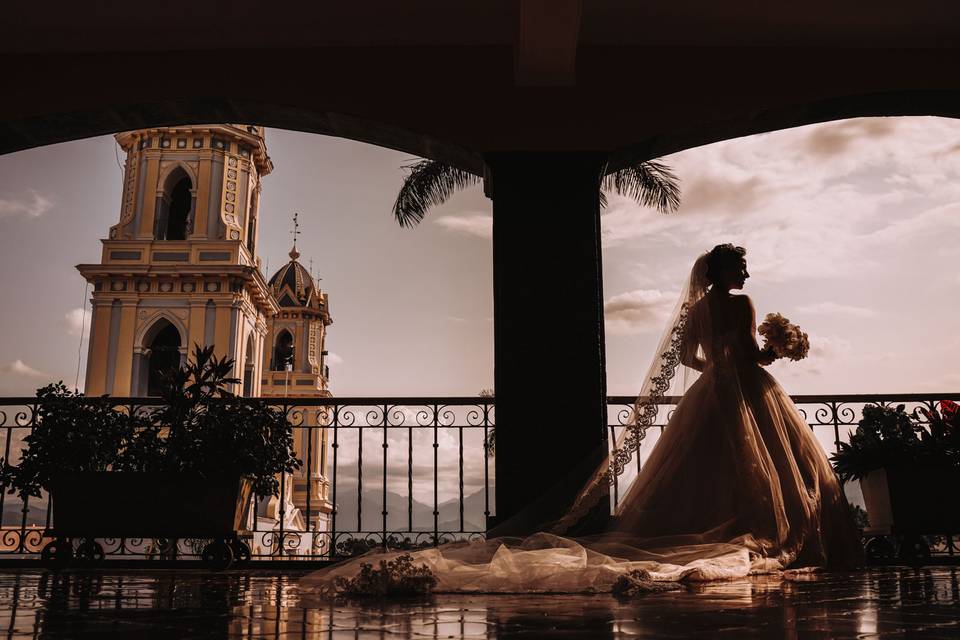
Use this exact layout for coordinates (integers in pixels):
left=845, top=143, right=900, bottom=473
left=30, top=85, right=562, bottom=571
left=328, top=553, right=436, bottom=598
left=0, top=383, right=151, bottom=499
left=830, top=402, right=959, bottom=482
left=391, top=159, right=681, bottom=227
left=0, top=345, right=301, bottom=500
left=335, top=535, right=435, bottom=558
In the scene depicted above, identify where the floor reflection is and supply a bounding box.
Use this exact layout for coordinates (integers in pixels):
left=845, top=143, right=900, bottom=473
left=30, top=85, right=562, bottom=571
left=0, top=567, right=953, bottom=638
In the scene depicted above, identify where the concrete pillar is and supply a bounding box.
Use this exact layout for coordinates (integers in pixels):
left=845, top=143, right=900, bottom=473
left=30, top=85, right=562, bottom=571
left=485, top=152, right=609, bottom=534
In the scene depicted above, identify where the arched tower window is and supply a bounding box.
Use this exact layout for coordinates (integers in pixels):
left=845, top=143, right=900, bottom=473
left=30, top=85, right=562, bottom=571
left=242, top=333, right=256, bottom=396
left=155, top=168, right=193, bottom=241
left=146, top=320, right=182, bottom=396
left=272, top=329, right=294, bottom=371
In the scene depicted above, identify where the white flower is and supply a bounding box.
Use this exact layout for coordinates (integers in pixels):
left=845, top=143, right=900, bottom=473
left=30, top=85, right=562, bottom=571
left=758, top=312, right=810, bottom=361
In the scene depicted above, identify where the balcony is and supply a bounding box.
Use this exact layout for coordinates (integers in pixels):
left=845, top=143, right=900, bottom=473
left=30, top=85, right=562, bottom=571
left=0, top=393, right=955, bottom=563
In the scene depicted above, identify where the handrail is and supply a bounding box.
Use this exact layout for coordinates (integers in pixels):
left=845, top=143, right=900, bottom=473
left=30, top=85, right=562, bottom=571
left=0, top=392, right=953, bottom=405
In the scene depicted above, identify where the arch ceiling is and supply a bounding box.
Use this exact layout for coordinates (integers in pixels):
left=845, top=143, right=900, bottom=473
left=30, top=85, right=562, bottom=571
left=4, top=1, right=960, bottom=170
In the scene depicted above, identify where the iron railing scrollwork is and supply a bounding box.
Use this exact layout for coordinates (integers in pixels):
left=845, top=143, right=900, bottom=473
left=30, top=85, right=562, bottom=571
left=0, top=393, right=955, bottom=561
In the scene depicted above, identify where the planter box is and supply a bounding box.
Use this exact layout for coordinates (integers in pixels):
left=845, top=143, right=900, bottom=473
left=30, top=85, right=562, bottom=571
left=49, top=472, right=252, bottom=538
left=860, top=466, right=960, bottom=533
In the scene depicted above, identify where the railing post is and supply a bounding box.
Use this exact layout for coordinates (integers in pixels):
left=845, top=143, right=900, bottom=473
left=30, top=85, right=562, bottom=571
left=330, top=405, right=340, bottom=559
left=305, top=407, right=313, bottom=554
left=357, top=419, right=363, bottom=534
left=482, top=402, right=491, bottom=527
left=381, top=403, right=388, bottom=551
left=408, top=421, right=414, bottom=534
left=458, top=423, right=464, bottom=532
left=432, top=404, right=439, bottom=546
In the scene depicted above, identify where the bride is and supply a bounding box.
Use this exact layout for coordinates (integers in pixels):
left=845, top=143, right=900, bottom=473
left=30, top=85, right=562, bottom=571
left=306, top=244, right=862, bottom=593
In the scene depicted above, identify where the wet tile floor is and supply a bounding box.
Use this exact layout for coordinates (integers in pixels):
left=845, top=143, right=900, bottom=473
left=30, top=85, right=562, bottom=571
left=0, top=566, right=956, bottom=638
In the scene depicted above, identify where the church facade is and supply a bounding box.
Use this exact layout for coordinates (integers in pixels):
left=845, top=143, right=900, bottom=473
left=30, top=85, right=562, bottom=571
left=76, top=124, right=334, bottom=538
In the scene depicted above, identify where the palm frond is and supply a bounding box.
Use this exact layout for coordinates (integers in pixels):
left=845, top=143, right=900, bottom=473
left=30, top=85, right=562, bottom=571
left=601, top=160, right=681, bottom=214
left=393, top=160, right=482, bottom=228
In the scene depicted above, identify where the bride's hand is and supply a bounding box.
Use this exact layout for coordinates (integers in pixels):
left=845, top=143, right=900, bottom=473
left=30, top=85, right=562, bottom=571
left=758, top=346, right=777, bottom=366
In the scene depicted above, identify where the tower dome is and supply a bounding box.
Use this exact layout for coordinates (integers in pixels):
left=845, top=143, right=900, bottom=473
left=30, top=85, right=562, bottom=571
left=268, top=248, right=318, bottom=308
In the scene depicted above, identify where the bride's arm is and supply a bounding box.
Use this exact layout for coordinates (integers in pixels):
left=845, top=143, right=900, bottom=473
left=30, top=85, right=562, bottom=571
left=738, top=296, right=776, bottom=366
left=680, top=314, right=706, bottom=372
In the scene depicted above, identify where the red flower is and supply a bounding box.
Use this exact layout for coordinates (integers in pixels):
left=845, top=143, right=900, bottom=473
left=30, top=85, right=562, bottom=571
left=940, top=400, right=959, bottom=420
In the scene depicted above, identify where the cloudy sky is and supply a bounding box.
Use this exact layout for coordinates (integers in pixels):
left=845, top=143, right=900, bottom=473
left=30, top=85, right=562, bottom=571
left=1, top=116, right=958, bottom=509
left=0, top=116, right=958, bottom=403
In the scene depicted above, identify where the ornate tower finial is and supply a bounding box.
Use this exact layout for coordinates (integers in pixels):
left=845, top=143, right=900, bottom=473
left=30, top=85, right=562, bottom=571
left=289, top=211, right=301, bottom=260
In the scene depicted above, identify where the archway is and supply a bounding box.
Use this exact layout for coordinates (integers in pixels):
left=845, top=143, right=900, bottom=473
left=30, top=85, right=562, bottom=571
left=145, top=320, right=182, bottom=396
left=272, top=329, right=294, bottom=372
left=242, top=333, right=256, bottom=397
left=155, top=167, right=193, bottom=241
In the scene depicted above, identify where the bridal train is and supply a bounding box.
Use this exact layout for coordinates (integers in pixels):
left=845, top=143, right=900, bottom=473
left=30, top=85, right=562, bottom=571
left=304, top=245, right=862, bottom=594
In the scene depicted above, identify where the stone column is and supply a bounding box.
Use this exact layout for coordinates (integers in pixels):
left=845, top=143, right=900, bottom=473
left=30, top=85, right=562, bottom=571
left=485, top=152, right=610, bottom=534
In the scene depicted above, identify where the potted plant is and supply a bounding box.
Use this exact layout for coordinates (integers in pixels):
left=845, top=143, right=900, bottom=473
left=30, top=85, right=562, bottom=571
left=0, top=345, right=302, bottom=567
left=830, top=401, right=960, bottom=559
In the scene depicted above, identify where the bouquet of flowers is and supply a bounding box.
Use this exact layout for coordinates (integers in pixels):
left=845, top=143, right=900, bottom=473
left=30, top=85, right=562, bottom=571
left=757, top=312, right=810, bottom=361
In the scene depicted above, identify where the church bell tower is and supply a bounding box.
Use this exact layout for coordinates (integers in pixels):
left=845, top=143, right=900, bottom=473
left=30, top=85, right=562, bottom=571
left=77, top=125, right=278, bottom=396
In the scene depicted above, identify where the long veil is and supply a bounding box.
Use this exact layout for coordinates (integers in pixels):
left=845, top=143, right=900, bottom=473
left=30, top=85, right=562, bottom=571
left=550, top=252, right=711, bottom=535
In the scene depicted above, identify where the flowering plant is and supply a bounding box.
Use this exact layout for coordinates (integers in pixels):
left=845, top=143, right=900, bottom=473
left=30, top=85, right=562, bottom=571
left=918, top=400, right=959, bottom=448
left=0, top=345, right=301, bottom=500
left=327, top=553, right=436, bottom=598
left=830, top=401, right=960, bottom=482
left=757, top=312, right=810, bottom=361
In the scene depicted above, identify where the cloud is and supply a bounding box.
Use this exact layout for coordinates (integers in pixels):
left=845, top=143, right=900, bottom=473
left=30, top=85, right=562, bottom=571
left=0, top=360, right=50, bottom=379
left=63, top=308, right=92, bottom=336
left=326, top=352, right=343, bottom=366
left=0, top=190, right=53, bottom=219
left=677, top=174, right=768, bottom=215
left=805, top=118, right=898, bottom=157
left=0, top=359, right=56, bottom=395
left=796, top=302, right=877, bottom=319
left=866, top=200, right=960, bottom=244
left=601, top=117, right=960, bottom=287
left=769, top=335, right=853, bottom=379
left=604, top=289, right=677, bottom=335
left=433, top=213, right=492, bottom=240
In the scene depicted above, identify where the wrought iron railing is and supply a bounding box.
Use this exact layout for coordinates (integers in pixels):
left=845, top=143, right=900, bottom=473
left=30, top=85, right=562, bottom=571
left=0, top=393, right=955, bottom=562
left=607, top=393, right=960, bottom=558
left=0, top=397, right=495, bottom=561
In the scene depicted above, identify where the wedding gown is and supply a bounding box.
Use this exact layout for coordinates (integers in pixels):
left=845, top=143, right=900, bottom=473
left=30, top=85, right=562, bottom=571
left=305, top=272, right=861, bottom=593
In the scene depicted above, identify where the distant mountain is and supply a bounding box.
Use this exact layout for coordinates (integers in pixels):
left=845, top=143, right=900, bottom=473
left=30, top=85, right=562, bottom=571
left=2, top=502, right=47, bottom=527
left=437, top=489, right=487, bottom=531
left=332, top=487, right=488, bottom=533
left=332, top=488, right=435, bottom=532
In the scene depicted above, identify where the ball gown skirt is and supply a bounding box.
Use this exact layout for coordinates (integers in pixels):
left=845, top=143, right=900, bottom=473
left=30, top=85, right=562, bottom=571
left=303, top=362, right=862, bottom=593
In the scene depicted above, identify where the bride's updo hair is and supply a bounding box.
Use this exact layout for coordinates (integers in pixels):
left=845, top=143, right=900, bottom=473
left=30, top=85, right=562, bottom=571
left=705, top=244, right=746, bottom=286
